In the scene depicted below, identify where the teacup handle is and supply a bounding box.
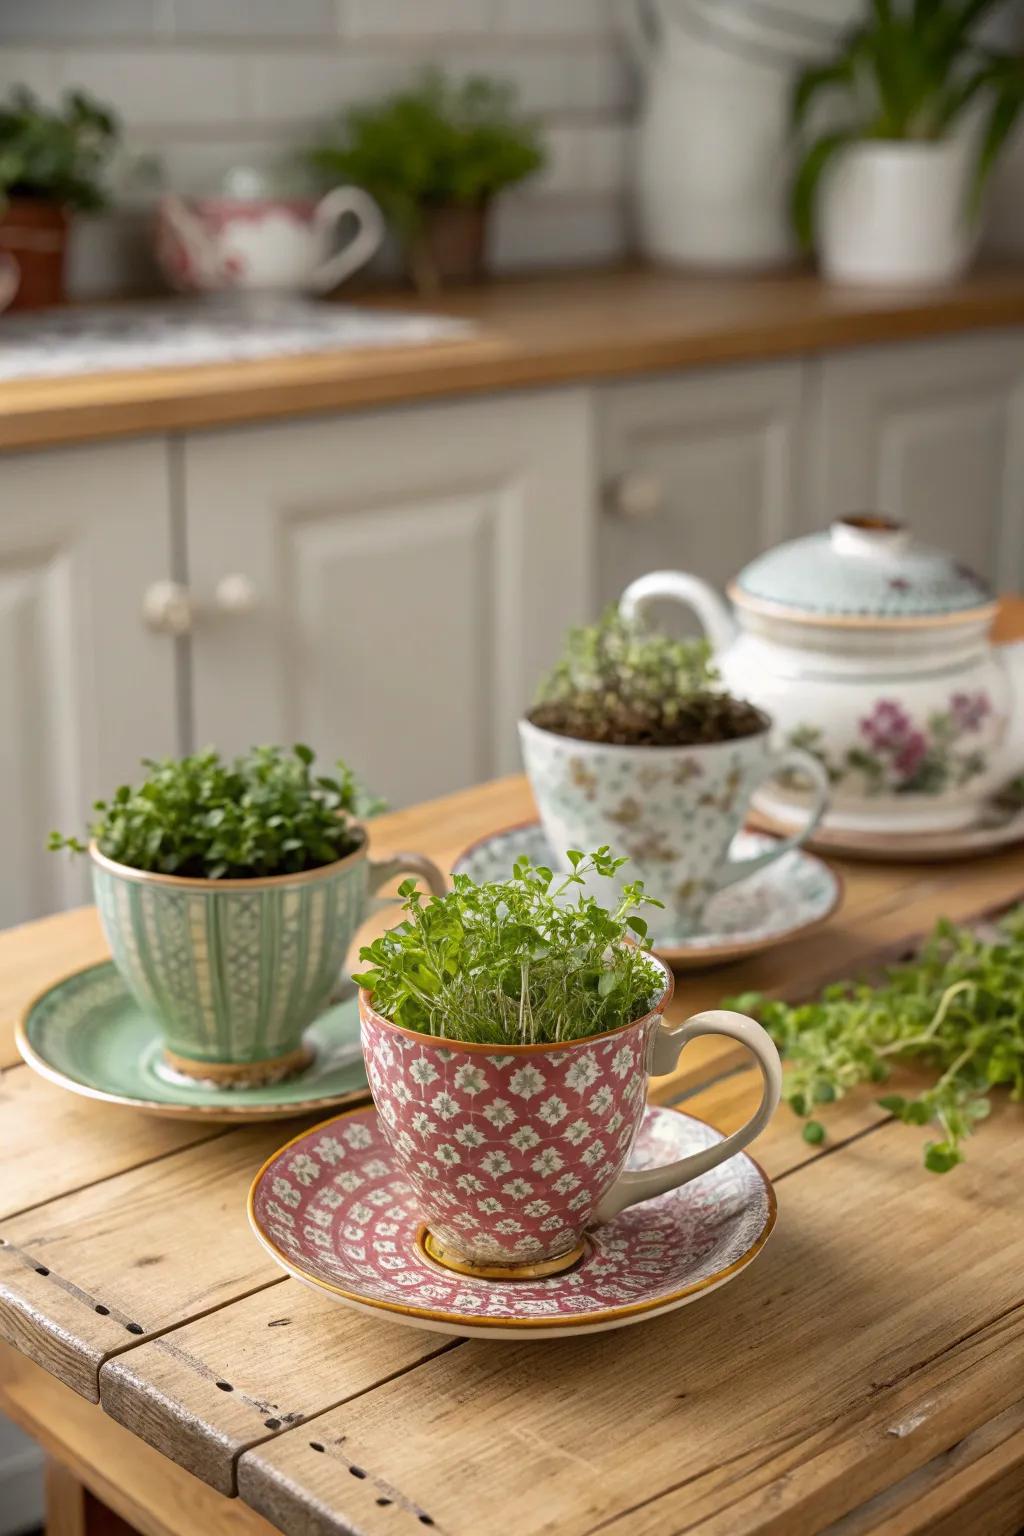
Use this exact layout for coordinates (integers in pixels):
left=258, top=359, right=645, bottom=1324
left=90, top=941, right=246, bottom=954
left=310, top=186, right=386, bottom=293
left=595, top=1009, right=781, bottom=1222
left=368, top=852, right=447, bottom=901
left=713, top=746, right=830, bottom=893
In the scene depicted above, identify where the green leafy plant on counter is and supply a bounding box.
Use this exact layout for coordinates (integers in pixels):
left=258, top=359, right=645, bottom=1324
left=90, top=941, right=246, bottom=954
left=528, top=606, right=765, bottom=748
left=791, top=0, right=1024, bottom=248
left=729, top=906, right=1024, bottom=1172
left=354, top=848, right=665, bottom=1045
left=0, top=87, right=119, bottom=210
left=49, top=745, right=385, bottom=880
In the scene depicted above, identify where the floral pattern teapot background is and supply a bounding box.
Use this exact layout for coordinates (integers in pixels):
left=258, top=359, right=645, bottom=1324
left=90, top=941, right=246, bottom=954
left=620, top=515, right=1024, bottom=836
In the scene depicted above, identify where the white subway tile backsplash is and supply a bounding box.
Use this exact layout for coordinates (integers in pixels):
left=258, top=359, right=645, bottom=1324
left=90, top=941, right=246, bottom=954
left=584, top=121, right=630, bottom=194
left=491, top=189, right=627, bottom=269
left=344, top=0, right=497, bottom=38
left=56, top=46, right=247, bottom=126
left=171, top=0, right=338, bottom=37
left=495, top=0, right=615, bottom=37
left=0, top=47, right=60, bottom=100
left=0, top=0, right=162, bottom=42
left=245, top=51, right=413, bottom=123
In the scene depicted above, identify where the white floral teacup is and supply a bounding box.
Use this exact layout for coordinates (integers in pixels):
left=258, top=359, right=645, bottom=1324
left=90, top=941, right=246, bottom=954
left=519, top=716, right=829, bottom=934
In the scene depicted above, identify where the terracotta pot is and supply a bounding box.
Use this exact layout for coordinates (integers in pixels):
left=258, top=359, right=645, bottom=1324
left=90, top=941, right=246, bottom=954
left=408, top=201, right=488, bottom=292
left=0, top=198, right=69, bottom=309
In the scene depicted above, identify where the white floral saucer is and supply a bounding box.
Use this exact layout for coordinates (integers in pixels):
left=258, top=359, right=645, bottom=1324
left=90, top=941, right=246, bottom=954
left=762, top=801, right=1024, bottom=864
left=247, top=1103, right=776, bottom=1340
left=451, top=822, right=842, bottom=969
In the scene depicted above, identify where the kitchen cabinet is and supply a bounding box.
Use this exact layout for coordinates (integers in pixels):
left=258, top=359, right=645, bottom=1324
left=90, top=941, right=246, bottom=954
left=811, top=331, right=1024, bottom=584
left=181, top=391, right=592, bottom=808
left=0, top=440, right=178, bottom=925
left=596, top=361, right=808, bottom=619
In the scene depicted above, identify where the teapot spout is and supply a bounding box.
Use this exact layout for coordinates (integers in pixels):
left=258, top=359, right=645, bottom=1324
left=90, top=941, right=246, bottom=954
left=619, top=570, right=737, bottom=657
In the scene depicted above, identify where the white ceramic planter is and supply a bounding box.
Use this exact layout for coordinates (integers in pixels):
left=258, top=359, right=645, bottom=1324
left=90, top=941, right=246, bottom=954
left=820, top=141, right=977, bottom=287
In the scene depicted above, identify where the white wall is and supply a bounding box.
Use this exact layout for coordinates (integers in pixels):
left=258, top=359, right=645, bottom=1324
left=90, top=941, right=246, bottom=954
left=0, top=0, right=635, bottom=295
left=0, top=1416, right=42, bottom=1536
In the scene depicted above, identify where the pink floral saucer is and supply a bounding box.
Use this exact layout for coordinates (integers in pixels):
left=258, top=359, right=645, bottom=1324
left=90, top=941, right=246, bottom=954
left=247, top=1103, right=776, bottom=1339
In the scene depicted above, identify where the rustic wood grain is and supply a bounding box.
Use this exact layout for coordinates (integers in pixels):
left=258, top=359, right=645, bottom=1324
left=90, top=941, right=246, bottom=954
left=100, top=1285, right=456, bottom=1495
left=236, top=1102, right=1023, bottom=1536
left=2, top=265, right=1024, bottom=452
left=0, top=1340, right=276, bottom=1536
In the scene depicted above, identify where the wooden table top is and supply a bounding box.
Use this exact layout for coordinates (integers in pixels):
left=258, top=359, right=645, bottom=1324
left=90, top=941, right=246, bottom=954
left=2, top=602, right=1024, bottom=1536
left=2, top=262, right=1024, bottom=453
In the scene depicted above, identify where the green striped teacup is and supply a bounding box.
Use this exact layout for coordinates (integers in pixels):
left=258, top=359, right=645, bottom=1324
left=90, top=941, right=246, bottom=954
left=90, top=833, right=445, bottom=1087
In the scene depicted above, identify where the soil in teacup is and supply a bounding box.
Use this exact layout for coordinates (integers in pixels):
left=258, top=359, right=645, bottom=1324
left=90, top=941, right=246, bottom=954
left=527, top=694, right=766, bottom=748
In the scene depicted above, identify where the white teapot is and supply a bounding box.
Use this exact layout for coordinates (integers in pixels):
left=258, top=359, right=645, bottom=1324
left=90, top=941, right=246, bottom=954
left=620, top=516, right=1024, bottom=836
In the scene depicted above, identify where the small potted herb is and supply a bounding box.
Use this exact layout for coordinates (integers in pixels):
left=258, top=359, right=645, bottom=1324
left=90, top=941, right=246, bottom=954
left=518, top=608, right=829, bottom=934
left=50, top=745, right=443, bottom=1086
left=791, top=1, right=1024, bottom=286
left=355, top=850, right=780, bottom=1278
left=305, top=69, right=545, bottom=292
left=0, top=88, right=119, bottom=309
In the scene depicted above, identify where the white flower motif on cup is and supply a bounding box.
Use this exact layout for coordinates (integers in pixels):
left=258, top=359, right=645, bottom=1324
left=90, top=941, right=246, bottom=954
left=552, top=1172, right=580, bottom=1195
left=538, top=1094, right=568, bottom=1126
left=374, top=1239, right=397, bottom=1254
left=478, top=1195, right=504, bottom=1215
left=435, top=1143, right=461, bottom=1167
left=416, top=1160, right=440, bottom=1180
left=452, top=1212, right=480, bottom=1229
left=304, top=1226, right=332, bottom=1248
left=581, top=1140, right=607, bottom=1167
left=611, top=1044, right=635, bottom=1078
left=312, top=1136, right=345, bottom=1164
left=588, top=1084, right=613, bottom=1114
left=495, top=1218, right=523, bottom=1235
left=454, top=1124, right=485, bottom=1148
left=342, top=1123, right=372, bottom=1149
left=562, top=1119, right=591, bottom=1146
left=410, top=1111, right=437, bottom=1138
left=391, top=1080, right=412, bottom=1105
left=608, top=1111, right=624, bottom=1133
left=509, top=1124, right=541, bottom=1151
left=480, top=1149, right=512, bottom=1178
left=377, top=1221, right=400, bottom=1237
left=363, top=1159, right=389, bottom=1179
left=539, top=1214, right=567, bottom=1231
left=288, top=1153, right=320, bottom=1186
left=568, top=1190, right=591, bottom=1211
left=453, top=1062, right=487, bottom=1095
left=483, top=1098, right=516, bottom=1129
left=456, top=1172, right=484, bottom=1193
left=266, top=1202, right=295, bottom=1227
left=508, top=1063, right=545, bottom=1099
left=523, top=1199, right=551, bottom=1218
left=531, top=1147, right=564, bottom=1177
left=501, top=1177, right=534, bottom=1201
left=564, top=1053, right=599, bottom=1092
left=409, top=1057, right=439, bottom=1087
left=430, top=1090, right=461, bottom=1121
left=334, top=1169, right=364, bottom=1193
left=272, top=1177, right=300, bottom=1208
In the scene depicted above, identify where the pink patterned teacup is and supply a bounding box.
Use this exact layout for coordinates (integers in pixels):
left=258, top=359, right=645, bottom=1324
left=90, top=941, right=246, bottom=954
left=359, top=962, right=781, bottom=1278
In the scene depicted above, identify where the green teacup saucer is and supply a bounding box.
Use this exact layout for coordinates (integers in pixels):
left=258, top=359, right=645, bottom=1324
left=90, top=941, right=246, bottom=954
left=18, top=961, right=368, bottom=1122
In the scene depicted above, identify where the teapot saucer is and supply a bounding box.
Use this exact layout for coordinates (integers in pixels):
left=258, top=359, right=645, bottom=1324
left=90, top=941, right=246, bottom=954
left=247, top=1103, right=775, bottom=1340
left=451, top=822, right=842, bottom=969
left=758, top=801, right=1024, bottom=864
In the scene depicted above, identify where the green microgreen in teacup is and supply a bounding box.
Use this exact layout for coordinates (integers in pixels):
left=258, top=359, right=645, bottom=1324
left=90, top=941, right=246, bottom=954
left=528, top=606, right=764, bottom=748
left=729, top=906, right=1024, bottom=1173
left=354, top=848, right=665, bottom=1045
left=49, top=744, right=385, bottom=880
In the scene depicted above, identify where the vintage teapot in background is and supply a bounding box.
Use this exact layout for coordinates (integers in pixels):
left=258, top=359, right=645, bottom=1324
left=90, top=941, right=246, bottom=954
left=620, top=515, right=1024, bottom=836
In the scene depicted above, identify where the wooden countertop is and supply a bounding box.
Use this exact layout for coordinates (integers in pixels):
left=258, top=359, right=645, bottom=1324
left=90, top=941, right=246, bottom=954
left=3, top=263, right=1024, bottom=453
left=2, top=596, right=1024, bottom=1536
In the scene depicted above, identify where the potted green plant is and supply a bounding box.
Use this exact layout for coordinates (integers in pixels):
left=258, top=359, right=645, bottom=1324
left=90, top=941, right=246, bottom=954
left=305, top=69, right=545, bottom=292
left=791, top=0, right=1024, bottom=286
left=355, top=849, right=780, bottom=1277
left=518, top=607, right=829, bottom=934
left=0, top=87, right=119, bottom=309
left=50, top=744, right=444, bottom=1086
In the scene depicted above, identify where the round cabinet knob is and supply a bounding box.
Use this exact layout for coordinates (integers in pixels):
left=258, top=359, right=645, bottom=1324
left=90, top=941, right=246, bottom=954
left=607, top=471, right=664, bottom=520
left=142, top=580, right=194, bottom=637
left=214, top=573, right=259, bottom=615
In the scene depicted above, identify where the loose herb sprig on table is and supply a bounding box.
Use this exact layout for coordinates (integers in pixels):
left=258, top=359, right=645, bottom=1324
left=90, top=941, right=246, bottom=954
left=730, top=908, right=1024, bottom=1173
left=49, top=745, right=384, bottom=880
left=354, top=849, right=665, bottom=1045
left=528, top=607, right=764, bottom=747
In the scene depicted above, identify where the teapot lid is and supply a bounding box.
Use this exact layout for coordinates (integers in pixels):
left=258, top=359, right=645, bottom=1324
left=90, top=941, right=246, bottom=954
left=731, top=515, right=994, bottom=623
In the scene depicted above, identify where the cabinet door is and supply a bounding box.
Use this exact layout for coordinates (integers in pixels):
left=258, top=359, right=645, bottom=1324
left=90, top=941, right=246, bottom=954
left=597, top=361, right=807, bottom=618
left=0, top=440, right=178, bottom=923
left=184, top=391, right=592, bottom=808
left=813, top=331, right=1024, bottom=582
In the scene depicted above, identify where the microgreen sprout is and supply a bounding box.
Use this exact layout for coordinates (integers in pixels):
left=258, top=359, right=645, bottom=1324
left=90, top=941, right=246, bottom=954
left=354, top=847, right=666, bottom=1045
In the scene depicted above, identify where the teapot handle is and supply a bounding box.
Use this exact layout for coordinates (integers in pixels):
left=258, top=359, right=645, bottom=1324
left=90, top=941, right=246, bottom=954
left=159, top=194, right=220, bottom=285
left=619, top=570, right=737, bottom=655
left=310, top=186, right=386, bottom=293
